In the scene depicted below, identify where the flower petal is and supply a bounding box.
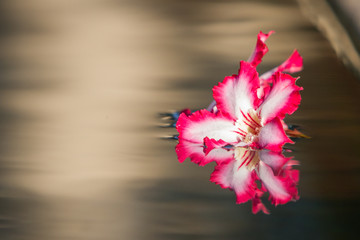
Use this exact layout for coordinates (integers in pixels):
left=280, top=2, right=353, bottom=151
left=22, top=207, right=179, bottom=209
left=213, top=61, right=260, bottom=120
left=252, top=191, right=270, bottom=214
left=210, top=158, right=257, bottom=203
left=257, top=77, right=272, bottom=99
left=259, top=150, right=292, bottom=174
left=258, top=161, right=293, bottom=205
left=203, top=137, right=230, bottom=155
left=258, top=72, right=303, bottom=125
left=176, top=109, right=238, bottom=143
left=258, top=159, right=300, bottom=205
left=277, top=49, right=303, bottom=73
left=247, top=31, right=275, bottom=67
left=204, top=137, right=249, bottom=155
left=258, top=117, right=293, bottom=152
left=259, top=49, right=303, bottom=80
left=176, top=139, right=234, bottom=166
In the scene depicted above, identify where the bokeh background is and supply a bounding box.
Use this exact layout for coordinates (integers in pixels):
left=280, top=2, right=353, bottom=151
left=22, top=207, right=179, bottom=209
left=0, top=0, right=359, bottom=239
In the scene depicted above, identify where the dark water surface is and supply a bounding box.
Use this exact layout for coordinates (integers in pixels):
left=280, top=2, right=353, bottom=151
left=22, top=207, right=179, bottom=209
left=0, top=0, right=359, bottom=239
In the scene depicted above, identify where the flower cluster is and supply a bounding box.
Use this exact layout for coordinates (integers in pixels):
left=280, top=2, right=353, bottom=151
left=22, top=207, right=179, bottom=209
left=174, top=31, right=304, bottom=214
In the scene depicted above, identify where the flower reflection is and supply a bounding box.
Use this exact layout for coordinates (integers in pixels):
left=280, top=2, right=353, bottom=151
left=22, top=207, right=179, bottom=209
left=210, top=147, right=299, bottom=214
left=176, top=140, right=299, bottom=214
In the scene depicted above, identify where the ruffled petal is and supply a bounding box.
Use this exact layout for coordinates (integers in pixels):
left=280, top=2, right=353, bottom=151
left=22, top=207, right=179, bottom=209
left=247, top=31, right=275, bottom=67
left=213, top=61, right=260, bottom=120
left=176, top=139, right=234, bottom=166
left=258, top=161, right=293, bottom=205
left=176, top=109, right=238, bottom=143
left=258, top=72, right=303, bottom=125
left=276, top=159, right=300, bottom=202
left=203, top=137, right=232, bottom=155
left=257, top=117, right=293, bottom=152
left=252, top=191, right=270, bottom=214
left=259, top=150, right=292, bottom=174
left=277, top=49, right=303, bottom=73
left=260, top=49, right=303, bottom=80
left=210, top=158, right=256, bottom=204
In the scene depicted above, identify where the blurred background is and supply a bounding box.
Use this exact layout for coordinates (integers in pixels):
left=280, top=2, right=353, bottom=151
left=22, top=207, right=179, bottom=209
left=0, top=0, right=359, bottom=239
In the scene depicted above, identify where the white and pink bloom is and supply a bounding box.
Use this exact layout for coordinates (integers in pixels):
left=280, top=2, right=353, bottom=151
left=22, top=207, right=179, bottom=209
left=176, top=61, right=302, bottom=152
left=172, top=31, right=304, bottom=213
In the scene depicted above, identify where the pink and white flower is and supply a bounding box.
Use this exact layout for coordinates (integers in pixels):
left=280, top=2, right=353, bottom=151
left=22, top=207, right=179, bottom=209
left=172, top=31, right=304, bottom=213
left=176, top=61, right=302, bottom=153
left=210, top=147, right=299, bottom=214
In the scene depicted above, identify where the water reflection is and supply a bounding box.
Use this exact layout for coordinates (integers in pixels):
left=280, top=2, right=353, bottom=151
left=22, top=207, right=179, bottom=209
left=176, top=140, right=299, bottom=214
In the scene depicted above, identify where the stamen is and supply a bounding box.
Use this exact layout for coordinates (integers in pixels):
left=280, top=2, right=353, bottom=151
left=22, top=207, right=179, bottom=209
left=235, top=148, right=248, bottom=169
left=240, top=110, right=252, bottom=124
left=235, top=129, right=247, bottom=137
left=235, top=147, right=260, bottom=171
left=246, top=150, right=260, bottom=170
left=239, top=151, right=251, bottom=169
left=247, top=111, right=262, bottom=128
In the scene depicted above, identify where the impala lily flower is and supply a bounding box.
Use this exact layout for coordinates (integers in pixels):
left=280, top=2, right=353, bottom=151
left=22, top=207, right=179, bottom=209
left=210, top=147, right=299, bottom=214
left=176, top=61, right=302, bottom=153
left=171, top=31, right=305, bottom=214
left=166, top=31, right=306, bottom=139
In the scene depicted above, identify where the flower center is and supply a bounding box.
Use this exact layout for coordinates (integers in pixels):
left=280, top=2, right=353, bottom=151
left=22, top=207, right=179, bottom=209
left=234, top=147, right=260, bottom=170
left=236, top=108, right=262, bottom=144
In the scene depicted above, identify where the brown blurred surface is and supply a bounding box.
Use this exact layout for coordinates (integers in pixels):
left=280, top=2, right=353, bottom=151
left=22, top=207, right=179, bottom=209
left=299, top=0, right=360, bottom=79
left=0, top=0, right=359, bottom=239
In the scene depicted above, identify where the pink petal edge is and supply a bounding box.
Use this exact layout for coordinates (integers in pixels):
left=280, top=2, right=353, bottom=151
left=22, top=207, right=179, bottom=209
left=260, top=49, right=303, bottom=81
left=247, top=31, right=275, bottom=67
left=252, top=191, right=270, bottom=214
